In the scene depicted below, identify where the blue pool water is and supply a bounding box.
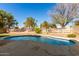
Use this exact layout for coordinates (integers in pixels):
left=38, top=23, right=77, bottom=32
left=3, top=35, right=75, bottom=46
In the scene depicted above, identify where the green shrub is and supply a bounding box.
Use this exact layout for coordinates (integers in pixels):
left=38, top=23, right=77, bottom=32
left=67, top=34, right=76, bottom=38
left=34, top=27, right=42, bottom=34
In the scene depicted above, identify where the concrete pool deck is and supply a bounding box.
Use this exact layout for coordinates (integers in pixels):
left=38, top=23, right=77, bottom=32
left=0, top=40, right=79, bottom=56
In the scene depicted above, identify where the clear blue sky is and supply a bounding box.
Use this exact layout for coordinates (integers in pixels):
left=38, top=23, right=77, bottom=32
left=0, top=3, right=56, bottom=27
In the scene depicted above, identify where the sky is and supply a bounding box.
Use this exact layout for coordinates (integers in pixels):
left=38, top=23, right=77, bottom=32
left=0, top=3, right=56, bottom=27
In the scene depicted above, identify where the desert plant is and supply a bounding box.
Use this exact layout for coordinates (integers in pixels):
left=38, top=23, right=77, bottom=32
left=67, top=34, right=76, bottom=38
left=34, top=27, right=42, bottom=34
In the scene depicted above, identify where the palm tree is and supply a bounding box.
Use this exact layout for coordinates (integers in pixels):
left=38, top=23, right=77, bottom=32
left=24, top=17, right=37, bottom=31
left=40, top=21, right=49, bottom=32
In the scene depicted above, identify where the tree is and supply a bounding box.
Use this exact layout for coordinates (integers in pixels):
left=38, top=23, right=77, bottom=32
left=14, top=20, right=18, bottom=27
left=6, top=13, right=15, bottom=31
left=75, top=20, right=79, bottom=26
left=50, top=3, right=79, bottom=28
left=24, top=17, right=37, bottom=30
left=0, top=10, right=17, bottom=33
left=0, top=22, right=4, bottom=28
left=0, top=10, right=6, bottom=28
left=40, top=21, right=49, bottom=32
left=49, top=23, right=56, bottom=28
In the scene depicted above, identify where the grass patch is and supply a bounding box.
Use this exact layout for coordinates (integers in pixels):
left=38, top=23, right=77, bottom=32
left=0, top=34, right=10, bottom=37
left=0, top=34, right=9, bottom=37
left=67, top=34, right=76, bottom=38
left=0, top=34, right=17, bottom=37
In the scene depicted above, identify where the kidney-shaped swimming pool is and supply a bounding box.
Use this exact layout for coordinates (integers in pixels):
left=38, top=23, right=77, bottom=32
left=3, top=35, right=75, bottom=46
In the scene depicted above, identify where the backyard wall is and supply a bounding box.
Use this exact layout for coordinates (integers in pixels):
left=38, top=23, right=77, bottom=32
left=74, top=26, right=79, bottom=34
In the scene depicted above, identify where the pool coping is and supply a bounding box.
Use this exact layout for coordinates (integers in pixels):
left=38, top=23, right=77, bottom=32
left=2, top=34, right=76, bottom=45
left=39, top=34, right=76, bottom=41
left=39, top=34, right=74, bottom=40
left=2, top=34, right=75, bottom=41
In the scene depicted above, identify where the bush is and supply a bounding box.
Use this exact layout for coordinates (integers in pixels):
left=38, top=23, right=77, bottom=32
left=67, top=34, right=76, bottom=38
left=34, top=27, right=42, bottom=34
left=20, top=27, right=26, bottom=32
